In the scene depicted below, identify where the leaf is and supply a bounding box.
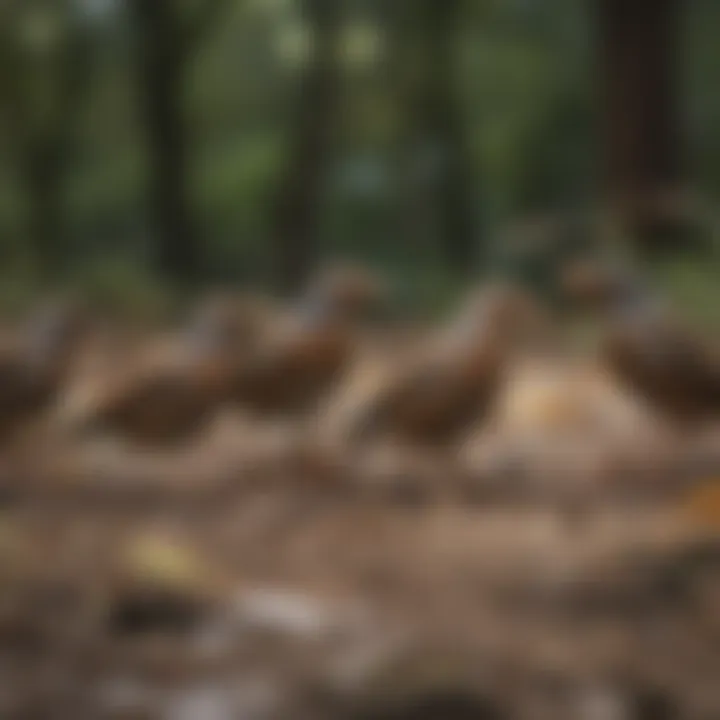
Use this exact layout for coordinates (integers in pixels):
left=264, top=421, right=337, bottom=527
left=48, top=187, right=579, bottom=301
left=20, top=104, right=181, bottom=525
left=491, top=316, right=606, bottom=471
left=682, top=482, right=720, bottom=527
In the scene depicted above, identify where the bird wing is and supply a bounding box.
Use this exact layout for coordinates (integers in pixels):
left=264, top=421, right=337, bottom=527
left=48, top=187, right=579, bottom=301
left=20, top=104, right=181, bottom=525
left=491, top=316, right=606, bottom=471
left=92, top=366, right=212, bottom=443
left=642, top=318, right=718, bottom=383
left=232, top=312, right=350, bottom=412
left=91, top=349, right=191, bottom=418
left=350, top=352, right=455, bottom=440
left=608, top=314, right=720, bottom=413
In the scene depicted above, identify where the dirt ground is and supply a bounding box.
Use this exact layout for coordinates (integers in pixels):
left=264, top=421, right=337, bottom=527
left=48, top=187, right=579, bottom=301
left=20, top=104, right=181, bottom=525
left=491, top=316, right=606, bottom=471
left=1, top=360, right=719, bottom=719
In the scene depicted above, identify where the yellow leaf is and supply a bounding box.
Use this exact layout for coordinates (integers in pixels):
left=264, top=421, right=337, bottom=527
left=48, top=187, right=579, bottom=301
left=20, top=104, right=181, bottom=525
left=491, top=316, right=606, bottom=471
left=121, top=535, right=208, bottom=590
left=682, top=482, right=720, bottom=526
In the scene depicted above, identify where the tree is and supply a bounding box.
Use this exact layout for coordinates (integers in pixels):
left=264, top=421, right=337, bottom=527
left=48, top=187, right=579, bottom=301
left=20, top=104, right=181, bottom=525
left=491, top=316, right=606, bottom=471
left=0, top=0, right=92, bottom=280
left=393, top=0, right=476, bottom=277
left=269, top=0, right=342, bottom=295
left=596, top=0, right=684, bottom=257
left=126, top=0, right=232, bottom=288
left=419, top=0, right=476, bottom=275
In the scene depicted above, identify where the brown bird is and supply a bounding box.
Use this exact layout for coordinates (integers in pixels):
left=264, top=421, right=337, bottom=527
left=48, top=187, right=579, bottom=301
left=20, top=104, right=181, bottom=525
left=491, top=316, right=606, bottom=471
left=348, top=283, right=544, bottom=450
left=0, top=298, right=91, bottom=447
left=561, top=260, right=720, bottom=428
left=78, top=307, right=246, bottom=448
left=230, top=264, right=388, bottom=420
left=186, top=289, right=276, bottom=350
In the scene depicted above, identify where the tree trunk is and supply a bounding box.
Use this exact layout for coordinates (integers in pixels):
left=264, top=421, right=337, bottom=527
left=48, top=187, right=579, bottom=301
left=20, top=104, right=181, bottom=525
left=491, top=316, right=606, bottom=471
left=427, top=0, right=476, bottom=275
left=386, top=0, right=427, bottom=272
left=597, top=0, right=684, bottom=257
left=0, top=1, right=91, bottom=284
left=270, top=0, right=341, bottom=295
left=128, top=0, right=200, bottom=288
left=400, top=0, right=476, bottom=276
left=22, top=146, right=65, bottom=281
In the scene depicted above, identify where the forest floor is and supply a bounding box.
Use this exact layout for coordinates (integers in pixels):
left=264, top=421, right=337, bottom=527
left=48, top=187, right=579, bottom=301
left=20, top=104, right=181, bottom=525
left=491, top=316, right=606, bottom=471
left=1, top=360, right=719, bottom=719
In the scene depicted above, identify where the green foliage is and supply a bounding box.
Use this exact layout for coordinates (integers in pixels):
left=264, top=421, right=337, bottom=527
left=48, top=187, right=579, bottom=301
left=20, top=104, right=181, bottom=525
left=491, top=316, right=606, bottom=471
left=0, top=0, right=717, bottom=312
left=655, top=257, right=720, bottom=328
left=64, top=257, right=174, bottom=320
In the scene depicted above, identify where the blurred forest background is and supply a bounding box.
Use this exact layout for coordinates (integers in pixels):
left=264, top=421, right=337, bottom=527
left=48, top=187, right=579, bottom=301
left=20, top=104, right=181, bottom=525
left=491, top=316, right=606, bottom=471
left=0, top=0, right=719, bottom=318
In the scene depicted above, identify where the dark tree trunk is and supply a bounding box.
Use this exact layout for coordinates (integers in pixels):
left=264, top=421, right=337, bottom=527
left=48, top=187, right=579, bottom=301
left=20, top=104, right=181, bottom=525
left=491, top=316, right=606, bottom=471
left=597, top=0, right=684, bottom=257
left=22, top=146, right=66, bottom=280
left=0, top=1, right=91, bottom=283
left=386, top=0, right=426, bottom=268
left=128, top=0, right=200, bottom=288
left=270, top=0, right=341, bottom=295
left=400, top=0, right=476, bottom=276
left=426, top=0, right=476, bottom=275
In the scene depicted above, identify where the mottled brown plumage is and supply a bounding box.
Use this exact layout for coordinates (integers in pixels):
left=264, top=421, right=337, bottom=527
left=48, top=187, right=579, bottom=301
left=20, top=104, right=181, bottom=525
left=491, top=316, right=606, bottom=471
left=0, top=299, right=90, bottom=446
left=349, top=283, right=543, bottom=448
left=562, top=260, right=720, bottom=427
left=80, top=310, right=244, bottom=447
left=231, top=264, right=388, bottom=419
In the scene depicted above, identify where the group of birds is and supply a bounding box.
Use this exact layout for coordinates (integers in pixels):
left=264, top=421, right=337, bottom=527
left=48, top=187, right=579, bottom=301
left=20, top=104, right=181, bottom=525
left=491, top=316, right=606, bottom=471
left=0, top=259, right=717, bottom=482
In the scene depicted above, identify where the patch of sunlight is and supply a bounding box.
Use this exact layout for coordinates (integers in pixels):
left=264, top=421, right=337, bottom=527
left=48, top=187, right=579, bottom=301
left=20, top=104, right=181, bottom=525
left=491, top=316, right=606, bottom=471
left=122, top=534, right=210, bottom=590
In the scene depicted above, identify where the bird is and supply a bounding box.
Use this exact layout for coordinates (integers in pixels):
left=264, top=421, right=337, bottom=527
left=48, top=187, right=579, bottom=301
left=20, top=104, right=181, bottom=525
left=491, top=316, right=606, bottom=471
left=560, top=260, right=720, bottom=525
left=205, top=264, right=389, bottom=484
left=0, top=297, right=91, bottom=448
left=0, top=298, right=93, bottom=493
left=347, top=282, right=545, bottom=451
left=229, top=263, right=389, bottom=420
left=76, top=304, right=249, bottom=448
left=560, top=259, right=720, bottom=429
left=186, top=289, right=276, bottom=351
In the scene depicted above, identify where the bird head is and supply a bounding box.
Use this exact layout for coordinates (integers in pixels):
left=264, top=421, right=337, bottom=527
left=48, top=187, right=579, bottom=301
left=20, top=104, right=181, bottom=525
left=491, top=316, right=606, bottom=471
left=559, top=259, right=643, bottom=313
left=305, top=263, right=390, bottom=325
left=187, top=290, right=270, bottom=354
left=454, top=282, right=549, bottom=352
